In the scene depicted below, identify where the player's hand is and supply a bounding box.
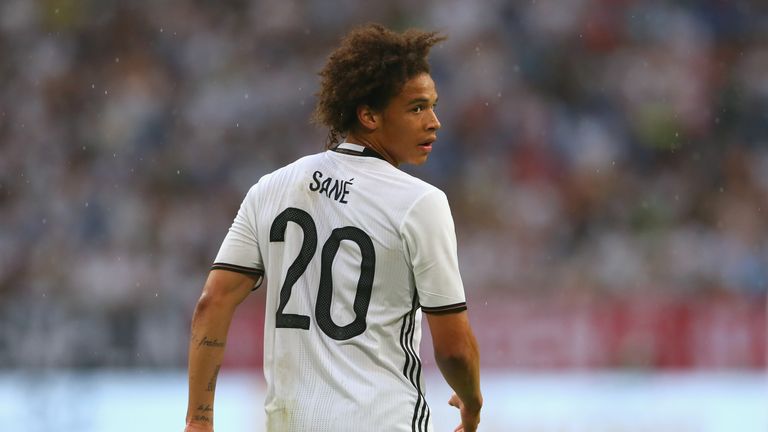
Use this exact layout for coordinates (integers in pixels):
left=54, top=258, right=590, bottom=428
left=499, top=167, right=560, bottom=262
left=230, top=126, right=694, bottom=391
left=448, top=393, right=481, bottom=432
left=184, top=422, right=213, bottom=432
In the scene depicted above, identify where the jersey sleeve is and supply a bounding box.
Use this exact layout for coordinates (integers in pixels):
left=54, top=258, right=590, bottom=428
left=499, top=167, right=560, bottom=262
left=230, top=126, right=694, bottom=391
left=212, top=184, right=265, bottom=287
left=401, top=189, right=467, bottom=314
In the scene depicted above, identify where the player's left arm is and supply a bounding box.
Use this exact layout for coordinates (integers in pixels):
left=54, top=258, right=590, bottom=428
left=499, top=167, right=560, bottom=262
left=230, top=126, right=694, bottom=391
left=402, top=189, right=481, bottom=431
left=426, top=310, right=482, bottom=432
left=184, top=269, right=258, bottom=432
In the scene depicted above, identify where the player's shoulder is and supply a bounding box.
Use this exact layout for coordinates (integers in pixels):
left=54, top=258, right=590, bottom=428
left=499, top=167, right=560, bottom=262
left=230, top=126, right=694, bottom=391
left=387, top=167, right=446, bottom=204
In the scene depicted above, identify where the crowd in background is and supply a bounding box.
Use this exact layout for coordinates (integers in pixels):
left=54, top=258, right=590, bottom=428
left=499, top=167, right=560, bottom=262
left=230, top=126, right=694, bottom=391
left=1, top=0, right=766, bottom=367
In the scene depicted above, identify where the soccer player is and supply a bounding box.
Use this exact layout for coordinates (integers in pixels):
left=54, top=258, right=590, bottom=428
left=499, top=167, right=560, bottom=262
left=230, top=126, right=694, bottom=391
left=185, top=23, right=482, bottom=432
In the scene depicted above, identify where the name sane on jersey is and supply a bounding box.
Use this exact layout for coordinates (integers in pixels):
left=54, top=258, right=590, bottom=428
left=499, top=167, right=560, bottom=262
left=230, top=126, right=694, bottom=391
left=309, top=170, right=353, bottom=204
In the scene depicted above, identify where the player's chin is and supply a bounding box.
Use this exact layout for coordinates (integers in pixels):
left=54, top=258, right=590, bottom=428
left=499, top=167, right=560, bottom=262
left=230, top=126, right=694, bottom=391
left=408, top=154, right=430, bottom=166
left=408, top=148, right=432, bottom=165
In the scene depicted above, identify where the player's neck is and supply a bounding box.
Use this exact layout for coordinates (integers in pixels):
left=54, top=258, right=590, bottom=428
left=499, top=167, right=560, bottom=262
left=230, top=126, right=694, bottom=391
left=345, top=133, right=399, bottom=167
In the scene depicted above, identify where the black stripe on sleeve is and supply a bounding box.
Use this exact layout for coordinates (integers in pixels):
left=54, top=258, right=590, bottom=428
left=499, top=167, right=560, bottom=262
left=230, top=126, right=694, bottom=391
left=210, top=263, right=265, bottom=290
left=421, top=302, right=467, bottom=315
left=211, top=262, right=264, bottom=276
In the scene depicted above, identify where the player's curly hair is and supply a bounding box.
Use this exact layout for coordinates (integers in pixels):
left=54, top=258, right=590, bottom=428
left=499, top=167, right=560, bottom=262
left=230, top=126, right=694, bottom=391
left=313, top=23, right=446, bottom=147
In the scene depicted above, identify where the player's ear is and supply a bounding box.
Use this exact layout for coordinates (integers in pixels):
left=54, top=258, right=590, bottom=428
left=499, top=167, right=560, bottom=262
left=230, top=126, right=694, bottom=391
left=356, top=105, right=380, bottom=131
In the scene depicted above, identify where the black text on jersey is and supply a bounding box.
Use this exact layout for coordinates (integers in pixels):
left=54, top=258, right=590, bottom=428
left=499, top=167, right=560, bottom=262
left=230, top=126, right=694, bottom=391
left=309, top=170, right=353, bottom=204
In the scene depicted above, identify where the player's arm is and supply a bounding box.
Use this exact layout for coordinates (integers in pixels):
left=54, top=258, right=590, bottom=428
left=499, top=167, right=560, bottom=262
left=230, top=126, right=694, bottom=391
left=426, top=310, right=482, bottom=432
left=185, top=269, right=258, bottom=432
left=403, top=189, right=482, bottom=430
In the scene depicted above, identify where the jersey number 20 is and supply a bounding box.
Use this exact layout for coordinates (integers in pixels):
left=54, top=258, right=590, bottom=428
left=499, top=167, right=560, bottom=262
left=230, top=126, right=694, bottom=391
left=270, top=207, right=375, bottom=341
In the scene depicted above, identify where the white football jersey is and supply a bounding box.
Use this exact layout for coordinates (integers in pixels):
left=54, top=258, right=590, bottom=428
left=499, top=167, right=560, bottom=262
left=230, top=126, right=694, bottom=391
left=213, top=143, right=467, bottom=432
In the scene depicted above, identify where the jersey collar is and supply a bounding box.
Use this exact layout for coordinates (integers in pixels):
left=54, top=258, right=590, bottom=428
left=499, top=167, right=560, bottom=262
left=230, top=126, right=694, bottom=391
left=331, top=142, right=386, bottom=161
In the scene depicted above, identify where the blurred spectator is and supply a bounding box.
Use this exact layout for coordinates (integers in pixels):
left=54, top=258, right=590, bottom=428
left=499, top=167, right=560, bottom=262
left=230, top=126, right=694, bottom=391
left=0, top=0, right=765, bottom=367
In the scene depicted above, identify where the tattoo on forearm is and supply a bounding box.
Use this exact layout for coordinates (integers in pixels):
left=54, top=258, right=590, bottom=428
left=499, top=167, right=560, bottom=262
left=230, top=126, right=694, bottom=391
left=206, top=365, right=221, bottom=392
left=198, top=336, right=225, bottom=348
left=192, top=415, right=211, bottom=424
left=197, top=404, right=213, bottom=413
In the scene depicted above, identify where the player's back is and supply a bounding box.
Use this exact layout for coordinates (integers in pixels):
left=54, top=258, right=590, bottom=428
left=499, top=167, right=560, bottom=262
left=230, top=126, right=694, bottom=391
left=250, top=144, right=444, bottom=431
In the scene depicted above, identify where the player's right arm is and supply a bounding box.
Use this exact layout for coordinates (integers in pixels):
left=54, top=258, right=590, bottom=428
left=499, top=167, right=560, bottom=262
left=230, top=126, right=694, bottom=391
left=426, top=311, right=482, bottom=432
left=184, top=269, right=257, bottom=432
